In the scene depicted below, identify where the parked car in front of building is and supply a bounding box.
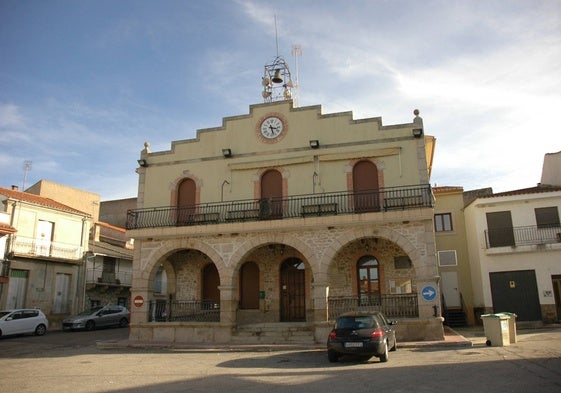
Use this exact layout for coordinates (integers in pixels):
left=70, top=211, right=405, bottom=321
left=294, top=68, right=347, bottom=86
left=0, top=308, right=49, bottom=337
left=327, top=311, right=397, bottom=363
left=62, top=305, right=130, bottom=331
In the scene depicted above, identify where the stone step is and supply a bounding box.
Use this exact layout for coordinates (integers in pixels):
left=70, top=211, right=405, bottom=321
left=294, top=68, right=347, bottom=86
left=231, top=323, right=316, bottom=344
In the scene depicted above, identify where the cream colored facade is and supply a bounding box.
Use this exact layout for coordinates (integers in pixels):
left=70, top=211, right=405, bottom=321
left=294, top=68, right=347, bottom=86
left=0, top=186, right=92, bottom=327
left=433, top=187, right=475, bottom=325
left=127, top=101, right=442, bottom=343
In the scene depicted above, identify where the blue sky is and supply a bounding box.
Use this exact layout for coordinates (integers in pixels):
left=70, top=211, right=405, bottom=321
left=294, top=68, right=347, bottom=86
left=1, top=0, right=560, bottom=201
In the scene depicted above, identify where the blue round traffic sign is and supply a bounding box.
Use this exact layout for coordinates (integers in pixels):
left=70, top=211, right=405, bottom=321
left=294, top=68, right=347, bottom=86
left=421, top=285, right=437, bottom=301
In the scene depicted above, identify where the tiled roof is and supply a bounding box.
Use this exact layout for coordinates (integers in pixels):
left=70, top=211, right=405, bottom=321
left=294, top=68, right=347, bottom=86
left=480, top=185, right=561, bottom=198
left=97, top=221, right=126, bottom=233
left=0, top=187, right=91, bottom=217
left=0, top=222, right=17, bottom=235
left=88, top=240, right=133, bottom=259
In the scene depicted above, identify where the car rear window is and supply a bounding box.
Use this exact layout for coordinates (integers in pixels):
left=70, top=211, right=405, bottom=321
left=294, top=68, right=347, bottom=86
left=336, top=316, right=377, bottom=329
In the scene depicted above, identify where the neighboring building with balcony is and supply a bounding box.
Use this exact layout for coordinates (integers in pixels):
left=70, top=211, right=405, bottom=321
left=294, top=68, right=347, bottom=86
left=0, top=185, right=92, bottom=327
left=127, top=100, right=441, bottom=344
left=86, top=221, right=133, bottom=310
left=464, top=177, right=561, bottom=324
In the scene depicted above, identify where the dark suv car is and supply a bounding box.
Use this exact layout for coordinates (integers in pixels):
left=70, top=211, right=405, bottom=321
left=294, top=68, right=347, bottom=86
left=327, top=311, right=397, bottom=362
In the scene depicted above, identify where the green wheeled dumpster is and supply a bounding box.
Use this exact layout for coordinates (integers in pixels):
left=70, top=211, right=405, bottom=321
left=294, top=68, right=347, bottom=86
left=481, top=312, right=517, bottom=347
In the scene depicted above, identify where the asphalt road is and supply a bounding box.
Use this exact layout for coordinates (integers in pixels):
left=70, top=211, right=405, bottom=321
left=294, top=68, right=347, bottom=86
left=1, top=326, right=561, bottom=393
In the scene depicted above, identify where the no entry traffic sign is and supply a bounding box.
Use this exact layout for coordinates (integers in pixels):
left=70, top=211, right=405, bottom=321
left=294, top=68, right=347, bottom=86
left=133, top=295, right=144, bottom=307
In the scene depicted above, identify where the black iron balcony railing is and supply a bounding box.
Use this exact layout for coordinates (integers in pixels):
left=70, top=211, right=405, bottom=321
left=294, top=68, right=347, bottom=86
left=126, top=184, right=433, bottom=230
left=148, top=300, right=220, bottom=323
left=328, top=294, right=419, bottom=320
left=485, top=224, right=561, bottom=248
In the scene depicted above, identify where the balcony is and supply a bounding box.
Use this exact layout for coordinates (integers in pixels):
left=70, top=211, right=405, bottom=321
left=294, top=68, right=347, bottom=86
left=485, top=224, right=561, bottom=249
left=126, top=184, right=433, bottom=230
left=11, top=235, right=83, bottom=261
left=86, top=268, right=132, bottom=286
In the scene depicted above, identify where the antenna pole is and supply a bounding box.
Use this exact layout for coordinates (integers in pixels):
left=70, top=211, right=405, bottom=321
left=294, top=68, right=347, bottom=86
left=274, top=15, right=279, bottom=57
left=22, top=160, right=32, bottom=190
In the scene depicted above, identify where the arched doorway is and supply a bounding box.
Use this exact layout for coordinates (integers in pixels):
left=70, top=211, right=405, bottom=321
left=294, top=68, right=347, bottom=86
left=280, top=258, right=306, bottom=322
left=177, top=178, right=196, bottom=224
left=202, top=263, right=220, bottom=308
left=260, top=169, right=283, bottom=219
left=353, top=160, right=380, bottom=212
left=240, top=262, right=260, bottom=309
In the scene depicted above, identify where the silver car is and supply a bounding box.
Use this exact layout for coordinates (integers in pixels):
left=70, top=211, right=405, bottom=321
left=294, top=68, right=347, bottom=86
left=62, top=305, right=130, bottom=331
left=0, top=308, right=49, bottom=337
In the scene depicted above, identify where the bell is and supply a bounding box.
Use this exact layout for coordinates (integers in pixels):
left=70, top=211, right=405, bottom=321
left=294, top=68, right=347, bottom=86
left=261, top=77, right=271, bottom=87
left=272, top=69, right=283, bottom=83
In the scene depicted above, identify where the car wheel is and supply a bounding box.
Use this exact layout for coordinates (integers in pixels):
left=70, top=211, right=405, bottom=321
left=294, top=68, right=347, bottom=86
left=35, top=324, right=47, bottom=336
left=327, top=349, right=340, bottom=363
left=379, top=340, right=389, bottom=362
left=85, top=320, right=95, bottom=331
left=390, top=337, right=397, bottom=352
left=119, top=318, right=129, bottom=328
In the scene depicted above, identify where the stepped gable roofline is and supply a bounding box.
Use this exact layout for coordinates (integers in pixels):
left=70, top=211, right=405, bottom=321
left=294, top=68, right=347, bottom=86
left=0, top=187, right=91, bottom=217
left=147, top=101, right=421, bottom=156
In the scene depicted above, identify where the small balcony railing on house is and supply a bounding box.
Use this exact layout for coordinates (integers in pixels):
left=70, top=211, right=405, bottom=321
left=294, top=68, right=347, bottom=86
left=86, top=268, right=132, bottom=286
left=11, top=235, right=83, bottom=260
left=328, top=294, right=419, bottom=320
left=126, top=184, right=433, bottom=230
left=485, top=224, right=561, bottom=248
left=148, top=300, right=220, bottom=323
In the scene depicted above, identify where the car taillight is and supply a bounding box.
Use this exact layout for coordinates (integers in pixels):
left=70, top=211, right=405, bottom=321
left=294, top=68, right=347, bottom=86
left=371, top=328, right=384, bottom=339
left=329, top=330, right=337, bottom=339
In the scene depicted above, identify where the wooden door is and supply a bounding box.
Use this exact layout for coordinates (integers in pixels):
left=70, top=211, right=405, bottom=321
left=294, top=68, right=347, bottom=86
left=202, top=264, right=220, bottom=308
left=353, top=161, right=380, bottom=212
left=280, top=258, right=306, bottom=322
left=177, top=178, right=196, bottom=224
left=260, top=170, right=283, bottom=218
left=240, top=262, right=259, bottom=309
left=552, top=275, right=561, bottom=322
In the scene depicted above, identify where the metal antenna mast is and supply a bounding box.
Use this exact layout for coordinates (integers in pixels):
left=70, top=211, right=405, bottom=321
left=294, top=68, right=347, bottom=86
left=291, top=44, right=302, bottom=107
left=22, top=160, right=32, bottom=190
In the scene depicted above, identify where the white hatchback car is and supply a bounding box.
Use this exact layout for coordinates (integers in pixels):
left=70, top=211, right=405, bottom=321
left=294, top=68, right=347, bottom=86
left=0, top=308, right=49, bottom=337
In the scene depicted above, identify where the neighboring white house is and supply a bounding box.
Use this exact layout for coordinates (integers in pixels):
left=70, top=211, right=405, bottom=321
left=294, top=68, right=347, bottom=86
left=464, top=153, right=561, bottom=324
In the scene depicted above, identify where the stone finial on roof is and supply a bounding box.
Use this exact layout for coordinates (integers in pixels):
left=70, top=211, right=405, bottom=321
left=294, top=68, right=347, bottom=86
left=413, top=109, right=423, bottom=127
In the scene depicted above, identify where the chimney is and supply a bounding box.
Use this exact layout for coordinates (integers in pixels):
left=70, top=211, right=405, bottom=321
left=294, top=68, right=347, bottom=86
left=11, top=185, right=19, bottom=191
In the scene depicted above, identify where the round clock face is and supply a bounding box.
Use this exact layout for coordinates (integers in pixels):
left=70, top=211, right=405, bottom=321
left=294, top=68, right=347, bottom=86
left=260, top=116, right=284, bottom=139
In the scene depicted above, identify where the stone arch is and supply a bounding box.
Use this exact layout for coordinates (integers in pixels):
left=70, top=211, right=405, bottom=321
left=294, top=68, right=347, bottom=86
left=139, top=238, right=228, bottom=285
left=224, top=232, right=317, bottom=288
left=316, top=226, right=423, bottom=282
